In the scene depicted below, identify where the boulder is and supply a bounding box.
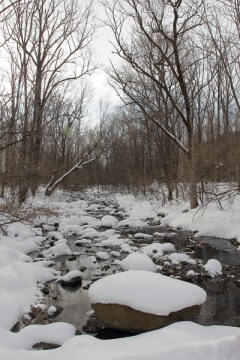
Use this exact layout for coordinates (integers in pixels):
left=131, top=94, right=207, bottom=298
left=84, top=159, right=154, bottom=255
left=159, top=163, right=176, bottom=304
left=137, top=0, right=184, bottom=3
left=89, top=270, right=206, bottom=333
left=91, top=302, right=201, bottom=332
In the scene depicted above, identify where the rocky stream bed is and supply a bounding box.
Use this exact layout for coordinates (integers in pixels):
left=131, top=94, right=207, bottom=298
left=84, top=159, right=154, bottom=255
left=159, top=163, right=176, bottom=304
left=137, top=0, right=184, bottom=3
left=13, top=193, right=240, bottom=345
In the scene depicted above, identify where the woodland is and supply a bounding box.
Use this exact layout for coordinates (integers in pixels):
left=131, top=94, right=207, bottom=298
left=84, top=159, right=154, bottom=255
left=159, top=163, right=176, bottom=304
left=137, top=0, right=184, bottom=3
left=0, top=0, right=239, bottom=209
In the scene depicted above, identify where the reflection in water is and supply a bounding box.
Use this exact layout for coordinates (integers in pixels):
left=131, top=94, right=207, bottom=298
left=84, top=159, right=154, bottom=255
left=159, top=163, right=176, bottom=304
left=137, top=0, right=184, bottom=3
left=197, top=278, right=240, bottom=327
left=195, top=236, right=240, bottom=266
left=48, top=282, right=92, bottom=331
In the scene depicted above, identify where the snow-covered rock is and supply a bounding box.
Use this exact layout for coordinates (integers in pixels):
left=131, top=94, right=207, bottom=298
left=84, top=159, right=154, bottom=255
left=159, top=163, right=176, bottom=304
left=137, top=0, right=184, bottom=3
left=58, top=270, right=82, bottom=288
left=140, top=243, right=164, bottom=258
left=203, top=259, right=222, bottom=277
left=101, top=215, right=119, bottom=228
left=47, top=306, right=57, bottom=316
left=59, top=225, right=83, bottom=236
left=96, top=252, right=110, bottom=260
left=168, top=253, right=195, bottom=265
left=75, top=239, right=92, bottom=246
left=89, top=270, right=207, bottom=316
left=89, top=270, right=207, bottom=332
left=42, top=243, right=71, bottom=259
left=134, top=233, right=153, bottom=239
left=120, top=253, right=157, bottom=272
left=46, top=231, right=64, bottom=241
left=111, top=251, right=121, bottom=257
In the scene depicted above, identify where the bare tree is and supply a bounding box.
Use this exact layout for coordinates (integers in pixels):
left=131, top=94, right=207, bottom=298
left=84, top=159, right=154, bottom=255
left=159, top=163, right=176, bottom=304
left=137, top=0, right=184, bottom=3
left=103, top=0, right=214, bottom=208
left=3, top=0, right=96, bottom=197
left=204, top=0, right=240, bottom=191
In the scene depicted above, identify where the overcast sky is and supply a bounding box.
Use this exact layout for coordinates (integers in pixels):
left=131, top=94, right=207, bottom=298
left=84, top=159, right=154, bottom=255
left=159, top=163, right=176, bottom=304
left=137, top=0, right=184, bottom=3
left=88, top=4, right=121, bottom=118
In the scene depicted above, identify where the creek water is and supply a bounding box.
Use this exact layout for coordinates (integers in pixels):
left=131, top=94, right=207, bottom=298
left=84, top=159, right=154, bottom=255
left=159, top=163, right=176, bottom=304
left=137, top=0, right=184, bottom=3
left=41, top=198, right=240, bottom=338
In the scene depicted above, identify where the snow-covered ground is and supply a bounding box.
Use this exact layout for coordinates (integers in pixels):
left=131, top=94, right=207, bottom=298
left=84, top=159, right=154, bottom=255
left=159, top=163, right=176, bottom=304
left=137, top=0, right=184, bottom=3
left=0, top=186, right=240, bottom=359
left=115, top=189, right=240, bottom=243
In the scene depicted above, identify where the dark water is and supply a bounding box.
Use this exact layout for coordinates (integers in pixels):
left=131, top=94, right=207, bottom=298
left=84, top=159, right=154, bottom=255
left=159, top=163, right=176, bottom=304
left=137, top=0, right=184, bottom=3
left=197, top=277, right=240, bottom=327
left=44, top=223, right=240, bottom=337
left=195, top=236, right=240, bottom=266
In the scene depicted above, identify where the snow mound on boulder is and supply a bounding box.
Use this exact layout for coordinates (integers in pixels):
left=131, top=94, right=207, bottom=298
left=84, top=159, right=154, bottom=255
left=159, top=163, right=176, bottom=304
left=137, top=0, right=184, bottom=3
left=89, top=270, right=207, bottom=316
left=120, top=253, right=157, bottom=272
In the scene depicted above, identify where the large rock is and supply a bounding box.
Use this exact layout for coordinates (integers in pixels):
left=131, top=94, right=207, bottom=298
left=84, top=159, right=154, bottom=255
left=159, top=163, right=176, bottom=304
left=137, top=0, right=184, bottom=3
left=89, top=270, right=206, bottom=332
left=91, top=302, right=201, bottom=332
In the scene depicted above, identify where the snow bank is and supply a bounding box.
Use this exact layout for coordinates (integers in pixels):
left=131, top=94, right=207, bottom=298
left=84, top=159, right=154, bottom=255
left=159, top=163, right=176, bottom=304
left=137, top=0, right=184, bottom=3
left=0, top=322, right=240, bottom=359
left=89, top=270, right=207, bottom=316
left=115, top=191, right=240, bottom=243
left=0, top=322, right=76, bottom=351
left=0, top=247, right=58, bottom=330
left=7, top=222, right=36, bottom=238
left=160, top=200, right=240, bottom=242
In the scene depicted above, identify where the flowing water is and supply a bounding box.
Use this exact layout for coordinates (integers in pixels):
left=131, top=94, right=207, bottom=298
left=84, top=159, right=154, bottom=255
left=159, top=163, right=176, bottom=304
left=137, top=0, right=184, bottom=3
left=41, top=199, right=240, bottom=337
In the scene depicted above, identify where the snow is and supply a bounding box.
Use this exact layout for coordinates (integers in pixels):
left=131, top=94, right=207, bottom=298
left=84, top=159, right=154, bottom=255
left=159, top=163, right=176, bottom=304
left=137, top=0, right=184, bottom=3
left=6, top=222, right=36, bottom=238
left=47, top=231, right=64, bottom=240
left=96, top=251, right=110, bottom=260
left=78, top=216, right=100, bottom=226
left=116, top=195, right=159, bottom=225
left=47, top=305, right=57, bottom=316
left=140, top=242, right=175, bottom=258
left=111, top=250, right=121, bottom=257
left=0, top=322, right=76, bottom=350
left=42, top=242, right=72, bottom=259
left=58, top=270, right=82, bottom=282
left=187, top=270, right=199, bottom=277
left=159, top=198, right=240, bottom=243
left=75, top=239, right=93, bottom=245
left=0, top=246, right=58, bottom=330
left=168, top=253, right=195, bottom=265
left=101, top=215, right=118, bottom=227
left=89, top=270, right=207, bottom=315
left=0, top=237, right=39, bottom=254
left=204, top=259, right=223, bottom=277
left=0, top=322, right=239, bottom=359
left=120, top=243, right=136, bottom=253
left=115, top=188, right=240, bottom=244
left=0, top=187, right=240, bottom=359
left=120, top=253, right=157, bottom=272
left=161, top=243, right=176, bottom=252
left=134, top=232, right=153, bottom=239
left=59, top=224, right=83, bottom=236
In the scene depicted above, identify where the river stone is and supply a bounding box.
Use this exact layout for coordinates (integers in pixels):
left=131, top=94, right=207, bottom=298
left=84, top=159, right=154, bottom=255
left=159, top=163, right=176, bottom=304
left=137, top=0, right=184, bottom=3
left=89, top=270, right=206, bottom=332
left=60, top=276, right=82, bottom=288
left=91, top=302, right=201, bottom=332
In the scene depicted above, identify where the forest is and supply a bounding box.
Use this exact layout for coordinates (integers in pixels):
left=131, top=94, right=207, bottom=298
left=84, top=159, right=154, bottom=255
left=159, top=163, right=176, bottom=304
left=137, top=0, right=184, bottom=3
left=1, top=2, right=240, bottom=360
left=0, top=0, right=239, bottom=209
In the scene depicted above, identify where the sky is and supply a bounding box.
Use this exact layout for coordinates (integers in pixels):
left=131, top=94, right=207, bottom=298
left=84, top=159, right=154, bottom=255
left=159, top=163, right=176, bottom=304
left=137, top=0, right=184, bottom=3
left=88, top=2, right=121, bottom=119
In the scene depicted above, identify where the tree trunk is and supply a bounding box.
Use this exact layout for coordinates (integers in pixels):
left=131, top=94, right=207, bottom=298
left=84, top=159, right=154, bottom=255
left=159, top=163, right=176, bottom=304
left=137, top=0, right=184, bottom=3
left=189, top=154, right=198, bottom=209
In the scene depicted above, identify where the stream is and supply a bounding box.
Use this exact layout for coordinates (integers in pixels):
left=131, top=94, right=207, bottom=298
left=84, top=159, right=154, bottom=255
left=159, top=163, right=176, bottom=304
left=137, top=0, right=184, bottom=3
left=35, top=195, right=240, bottom=338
